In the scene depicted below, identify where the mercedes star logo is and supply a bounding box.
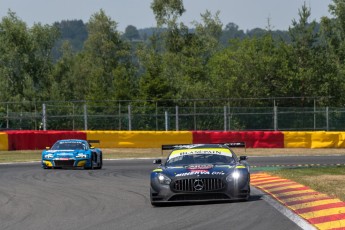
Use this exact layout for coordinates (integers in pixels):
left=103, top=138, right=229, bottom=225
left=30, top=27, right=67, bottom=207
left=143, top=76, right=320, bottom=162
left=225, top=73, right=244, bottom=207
left=194, top=179, right=204, bottom=191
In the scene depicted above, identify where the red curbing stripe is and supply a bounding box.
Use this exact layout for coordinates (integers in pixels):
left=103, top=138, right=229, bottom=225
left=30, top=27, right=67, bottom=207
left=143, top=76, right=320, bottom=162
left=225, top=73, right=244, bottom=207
left=295, top=202, right=345, bottom=214
left=308, top=213, right=345, bottom=225
left=251, top=177, right=282, bottom=183
left=276, top=192, right=320, bottom=200
left=285, top=196, right=332, bottom=206
left=260, top=182, right=298, bottom=190
left=268, top=186, right=310, bottom=195
left=252, top=179, right=291, bottom=186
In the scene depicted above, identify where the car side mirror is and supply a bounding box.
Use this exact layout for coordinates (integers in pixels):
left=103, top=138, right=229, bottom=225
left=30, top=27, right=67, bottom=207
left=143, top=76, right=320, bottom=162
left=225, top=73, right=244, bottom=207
left=153, top=159, right=162, bottom=164
left=239, top=156, right=248, bottom=161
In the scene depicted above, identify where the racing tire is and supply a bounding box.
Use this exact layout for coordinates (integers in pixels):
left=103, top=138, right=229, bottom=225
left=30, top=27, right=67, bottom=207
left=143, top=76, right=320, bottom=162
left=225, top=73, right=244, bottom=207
left=240, top=187, right=251, bottom=202
left=90, top=157, right=94, bottom=170
left=96, top=153, right=103, bottom=169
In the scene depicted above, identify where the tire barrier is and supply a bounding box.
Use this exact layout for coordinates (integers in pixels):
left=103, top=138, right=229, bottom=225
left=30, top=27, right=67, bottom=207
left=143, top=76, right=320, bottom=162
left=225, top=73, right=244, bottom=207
left=6, top=131, right=86, bottom=150
left=0, top=132, right=8, bottom=151
left=283, top=131, right=345, bottom=148
left=85, top=131, right=193, bottom=148
left=192, top=131, right=284, bottom=148
left=0, top=130, right=345, bottom=150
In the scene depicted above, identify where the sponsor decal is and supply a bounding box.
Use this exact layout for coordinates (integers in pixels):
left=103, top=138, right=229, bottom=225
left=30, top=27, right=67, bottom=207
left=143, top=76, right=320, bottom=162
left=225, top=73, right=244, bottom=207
left=176, top=171, right=210, bottom=177
left=175, top=171, right=225, bottom=177
left=187, top=164, right=213, bottom=170
left=168, top=148, right=232, bottom=160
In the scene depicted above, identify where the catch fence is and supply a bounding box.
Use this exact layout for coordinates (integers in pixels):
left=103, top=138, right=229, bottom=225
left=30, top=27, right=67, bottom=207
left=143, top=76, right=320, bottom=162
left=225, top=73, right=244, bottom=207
left=0, top=98, right=343, bottom=131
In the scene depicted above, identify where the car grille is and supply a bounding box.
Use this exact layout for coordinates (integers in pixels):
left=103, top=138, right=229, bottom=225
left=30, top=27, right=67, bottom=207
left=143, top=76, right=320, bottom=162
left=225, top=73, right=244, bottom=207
left=54, top=160, right=75, bottom=167
left=172, top=178, right=225, bottom=192
left=169, top=193, right=230, bottom=201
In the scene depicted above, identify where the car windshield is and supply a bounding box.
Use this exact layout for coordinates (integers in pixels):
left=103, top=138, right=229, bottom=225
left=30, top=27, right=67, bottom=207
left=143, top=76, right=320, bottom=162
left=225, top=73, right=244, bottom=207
left=166, top=148, right=235, bottom=166
left=51, top=142, right=86, bottom=150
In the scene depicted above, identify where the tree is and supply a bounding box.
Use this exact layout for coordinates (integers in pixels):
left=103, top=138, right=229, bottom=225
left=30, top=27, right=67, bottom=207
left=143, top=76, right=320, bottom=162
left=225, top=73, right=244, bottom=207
left=151, top=0, right=185, bottom=27
left=0, top=11, right=58, bottom=102
left=286, top=3, right=340, bottom=105
left=123, top=25, right=140, bottom=41
left=76, top=9, right=138, bottom=101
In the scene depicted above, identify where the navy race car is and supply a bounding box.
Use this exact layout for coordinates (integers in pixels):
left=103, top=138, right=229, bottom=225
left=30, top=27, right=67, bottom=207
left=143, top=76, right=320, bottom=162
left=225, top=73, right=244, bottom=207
left=41, top=139, right=102, bottom=169
left=150, top=143, right=250, bottom=206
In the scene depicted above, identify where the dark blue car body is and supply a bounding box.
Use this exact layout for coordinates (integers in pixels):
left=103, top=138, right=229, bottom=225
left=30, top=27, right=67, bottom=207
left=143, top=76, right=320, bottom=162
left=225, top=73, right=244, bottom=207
left=150, top=144, right=250, bottom=205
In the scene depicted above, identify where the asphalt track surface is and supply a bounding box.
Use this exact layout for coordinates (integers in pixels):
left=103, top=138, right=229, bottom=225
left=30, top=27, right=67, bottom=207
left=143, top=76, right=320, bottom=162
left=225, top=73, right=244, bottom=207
left=0, top=155, right=343, bottom=230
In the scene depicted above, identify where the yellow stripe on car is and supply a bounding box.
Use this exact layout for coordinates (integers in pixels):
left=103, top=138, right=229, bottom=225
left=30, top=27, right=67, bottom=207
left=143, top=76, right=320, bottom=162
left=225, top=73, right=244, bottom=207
left=77, top=160, right=87, bottom=167
left=153, top=169, right=163, bottom=172
left=236, top=166, right=246, bottom=169
left=43, top=161, right=53, bottom=167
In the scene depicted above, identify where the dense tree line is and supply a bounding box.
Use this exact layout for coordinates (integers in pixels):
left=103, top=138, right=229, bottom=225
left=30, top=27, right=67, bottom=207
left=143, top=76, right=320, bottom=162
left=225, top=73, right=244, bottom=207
left=0, top=0, right=344, bottom=108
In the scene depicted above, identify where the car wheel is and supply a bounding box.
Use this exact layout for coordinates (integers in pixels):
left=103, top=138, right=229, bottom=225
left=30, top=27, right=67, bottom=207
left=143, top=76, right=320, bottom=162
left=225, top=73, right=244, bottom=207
left=95, top=153, right=102, bottom=169
left=90, top=157, right=94, bottom=170
left=98, top=153, right=103, bottom=169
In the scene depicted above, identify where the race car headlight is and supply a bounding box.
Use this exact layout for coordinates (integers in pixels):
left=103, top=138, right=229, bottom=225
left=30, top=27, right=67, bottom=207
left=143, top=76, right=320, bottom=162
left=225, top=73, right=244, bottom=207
left=232, top=171, right=240, bottom=179
left=226, top=171, right=241, bottom=182
left=157, top=173, right=171, bottom=185
left=76, top=154, right=88, bottom=158
left=44, top=154, right=54, bottom=159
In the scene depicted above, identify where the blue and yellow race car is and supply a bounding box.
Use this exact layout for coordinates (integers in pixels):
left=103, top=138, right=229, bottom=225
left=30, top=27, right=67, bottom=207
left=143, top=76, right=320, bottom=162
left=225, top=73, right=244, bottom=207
left=150, top=143, right=250, bottom=206
left=41, top=139, right=103, bottom=169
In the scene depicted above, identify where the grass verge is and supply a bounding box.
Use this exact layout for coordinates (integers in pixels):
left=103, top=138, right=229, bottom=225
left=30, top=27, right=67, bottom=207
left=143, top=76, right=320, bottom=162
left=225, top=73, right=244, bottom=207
left=267, top=166, right=345, bottom=202
left=1, top=147, right=345, bottom=163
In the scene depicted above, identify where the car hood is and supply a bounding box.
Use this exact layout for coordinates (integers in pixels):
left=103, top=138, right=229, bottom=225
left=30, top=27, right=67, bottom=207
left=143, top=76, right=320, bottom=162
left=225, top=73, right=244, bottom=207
left=162, top=164, right=237, bottom=178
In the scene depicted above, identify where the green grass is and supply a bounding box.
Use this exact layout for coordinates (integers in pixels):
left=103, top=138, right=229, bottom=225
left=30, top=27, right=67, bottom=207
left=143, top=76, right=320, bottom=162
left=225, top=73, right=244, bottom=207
left=267, top=166, right=345, bottom=201
left=0, top=148, right=169, bottom=163
left=0, top=150, right=42, bottom=162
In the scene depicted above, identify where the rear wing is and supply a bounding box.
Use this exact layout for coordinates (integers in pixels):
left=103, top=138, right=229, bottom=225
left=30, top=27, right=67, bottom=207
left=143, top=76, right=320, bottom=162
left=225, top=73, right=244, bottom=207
left=223, top=142, right=246, bottom=152
left=161, top=144, right=190, bottom=155
left=161, top=142, right=246, bottom=155
left=223, top=142, right=246, bottom=148
left=87, top=140, right=100, bottom=147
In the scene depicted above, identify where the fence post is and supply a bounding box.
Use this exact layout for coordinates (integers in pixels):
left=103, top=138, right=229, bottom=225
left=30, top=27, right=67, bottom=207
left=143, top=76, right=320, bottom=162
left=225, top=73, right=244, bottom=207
left=274, top=105, right=278, bottom=131
left=155, top=102, right=158, bottom=131
left=175, top=106, right=179, bottom=131
left=224, top=106, right=227, bottom=131
left=326, top=106, right=329, bottom=131
left=314, top=99, right=316, bottom=130
left=165, top=111, right=168, bottom=131
left=72, top=104, right=75, bottom=131
left=128, top=105, right=132, bottom=131
left=84, top=104, right=88, bottom=130
left=228, top=105, right=231, bottom=130
left=118, top=103, right=121, bottom=130
left=194, top=101, right=196, bottom=130
left=42, top=103, right=47, bottom=131
left=6, top=104, right=9, bottom=129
